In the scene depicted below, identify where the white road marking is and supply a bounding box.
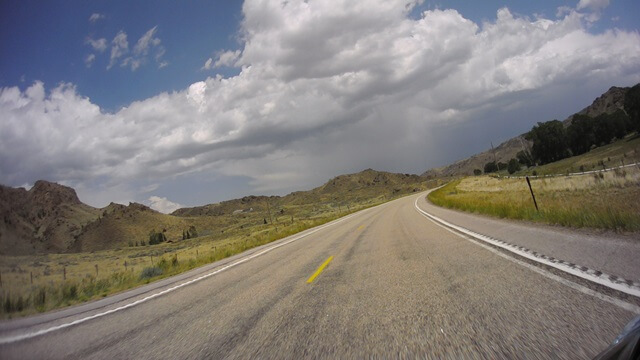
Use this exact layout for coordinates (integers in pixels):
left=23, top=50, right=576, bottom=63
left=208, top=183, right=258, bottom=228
left=0, top=208, right=375, bottom=345
left=414, top=196, right=640, bottom=314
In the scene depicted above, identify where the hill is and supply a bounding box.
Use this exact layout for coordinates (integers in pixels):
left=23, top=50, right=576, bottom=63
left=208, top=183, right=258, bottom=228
left=1, top=169, right=427, bottom=255
left=173, top=169, right=425, bottom=217
left=0, top=181, right=101, bottom=255
left=422, top=85, right=632, bottom=178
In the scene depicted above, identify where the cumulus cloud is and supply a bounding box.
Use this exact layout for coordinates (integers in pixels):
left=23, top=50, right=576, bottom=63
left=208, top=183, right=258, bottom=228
left=214, top=50, right=241, bottom=68
left=89, top=13, right=105, bottom=23
left=575, top=0, right=610, bottom=22
left=1, top=0, right=640, bottom=207
left=202, top=50, right=240, bottom=70
left=148, top=196, right=183, bottom=214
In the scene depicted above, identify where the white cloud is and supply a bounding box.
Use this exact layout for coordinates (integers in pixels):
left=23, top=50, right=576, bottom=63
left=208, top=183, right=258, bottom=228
left=84, top=54, right=96, bottom=68
left=133, top=26, right=160, bottom=56
left=86, top=37, right=107, bottom=52
left=108, top=31, right=128, bottom=69
left=576, top=0, right=610, bottom=11
left=202, top=58, right=214, bottom=70
left=140, top=183, right=160, bottom=193
left=120, top=26, right=167, bottom=71
left=89, top=13, right=105, bottom=23
left=575, top=0, right=610, bottom=22
left=214, top=50, right=241, bottom=68
left=1, top=1, right=640, bottom=207
left=148, top=196, right=183, bottom=214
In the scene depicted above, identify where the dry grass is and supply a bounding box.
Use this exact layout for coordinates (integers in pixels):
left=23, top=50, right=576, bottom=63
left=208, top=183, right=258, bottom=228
left=429, top=166, right=640, bottom=232
left=0, top=184, right=427, bottom=318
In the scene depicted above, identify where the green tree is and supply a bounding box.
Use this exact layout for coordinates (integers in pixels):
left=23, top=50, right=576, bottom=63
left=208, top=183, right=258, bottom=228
left=507, top=158, right=521, bottom=174
left=567, top=114, right=596, bottom=156
left=516, top=150, right=533, bottom=167
left=624, top=83, right=640, bottom=132
left=526, top=120, right=569, bottom=164
left=484, top=161, right=498, bottom=173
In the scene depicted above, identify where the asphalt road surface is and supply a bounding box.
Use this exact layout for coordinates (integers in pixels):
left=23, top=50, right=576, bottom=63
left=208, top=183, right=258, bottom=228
left=1, top=192, right=638, bottom=359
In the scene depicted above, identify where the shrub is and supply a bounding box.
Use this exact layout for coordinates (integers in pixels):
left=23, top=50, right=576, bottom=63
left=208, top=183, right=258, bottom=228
left=148, top=229, right=167, bottom=245
left=139, top=266, right=163, bottom=280
left=34, top=286, right=46, bottom=308
left=171, top=254, right=178, bottom=267
left=484, top=161, right=498, bottom=173
left=62, top=283, right=78, bottom=301
left=507, top=158, right=521, bottom=174
left=473, top=169, right=482, bottom=176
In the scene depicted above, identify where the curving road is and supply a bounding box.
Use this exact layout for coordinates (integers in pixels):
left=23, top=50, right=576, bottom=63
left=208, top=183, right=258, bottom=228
left=1, top=192, right=638, bottom=359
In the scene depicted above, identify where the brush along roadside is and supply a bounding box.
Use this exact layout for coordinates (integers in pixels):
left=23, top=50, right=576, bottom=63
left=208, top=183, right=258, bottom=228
left=428, top=166, right=640, bottom=232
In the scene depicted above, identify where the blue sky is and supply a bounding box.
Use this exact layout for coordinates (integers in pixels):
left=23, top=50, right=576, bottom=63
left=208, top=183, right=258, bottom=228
left=1, top=1, right=244, bottom=111
left=1, top=0, right=639, bottom=212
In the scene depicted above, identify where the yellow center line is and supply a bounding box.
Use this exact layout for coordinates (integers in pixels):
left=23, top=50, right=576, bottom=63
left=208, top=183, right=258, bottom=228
left=357, top=225, right=365, bottom=231
left=306, top=256, right=334, bottom=284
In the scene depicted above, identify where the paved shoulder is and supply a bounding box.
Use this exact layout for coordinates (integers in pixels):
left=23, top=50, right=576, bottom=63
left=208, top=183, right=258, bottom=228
left=416, top=193, right=640, bottom=282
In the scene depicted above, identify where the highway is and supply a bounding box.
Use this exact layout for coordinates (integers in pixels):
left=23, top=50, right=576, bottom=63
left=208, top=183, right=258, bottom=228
left=1, top=192, right=638, bottom=359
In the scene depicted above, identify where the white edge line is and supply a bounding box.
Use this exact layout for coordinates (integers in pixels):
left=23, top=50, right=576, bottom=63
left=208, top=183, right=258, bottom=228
left=0, top=207, right=375, bottom=345
left=427, top=214, right=640, bottom=314
left=413, top=196, right=640, bottom=299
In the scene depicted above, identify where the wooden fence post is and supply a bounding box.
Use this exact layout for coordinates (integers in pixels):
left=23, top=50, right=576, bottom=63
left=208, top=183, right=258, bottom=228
left=525, top=176, right=539, bottom=212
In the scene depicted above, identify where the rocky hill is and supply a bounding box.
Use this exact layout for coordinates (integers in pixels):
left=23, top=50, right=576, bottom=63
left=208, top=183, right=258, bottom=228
left=0, top=180, right=101, bottom=255
left=2, top=169, right=427, bottom=255
left=422, top=85, right=633, bottom=178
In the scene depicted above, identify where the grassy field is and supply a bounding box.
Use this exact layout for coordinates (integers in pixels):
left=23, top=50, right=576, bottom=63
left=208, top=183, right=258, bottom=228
left=0, top=182, right=431, bottom=319
left=428, top=165, right=640, bottom=231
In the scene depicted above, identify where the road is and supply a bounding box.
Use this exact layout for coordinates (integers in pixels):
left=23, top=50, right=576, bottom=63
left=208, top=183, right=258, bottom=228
left=1, top=192, right=638, bottom=359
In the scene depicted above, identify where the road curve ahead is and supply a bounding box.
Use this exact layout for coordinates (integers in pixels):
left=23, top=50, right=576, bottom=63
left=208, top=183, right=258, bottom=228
left=0, top=193, right=637, bottom=359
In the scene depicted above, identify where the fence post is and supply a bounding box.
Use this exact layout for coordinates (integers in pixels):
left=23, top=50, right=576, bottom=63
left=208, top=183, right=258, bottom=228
left=95, top=264, right=99, bottom=277
left=30, top=271, right=33, bottom=285
left=525, top=176, right=539, bottom=212
left=63, top=267, right=66, bottom=281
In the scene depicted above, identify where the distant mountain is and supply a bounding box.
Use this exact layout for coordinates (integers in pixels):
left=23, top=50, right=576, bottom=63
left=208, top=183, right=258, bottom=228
left=173, top=169, right=425, bottom=217
left=421, top=85, right=633, bottom=178
left=1, top=169, right=427, bottom=255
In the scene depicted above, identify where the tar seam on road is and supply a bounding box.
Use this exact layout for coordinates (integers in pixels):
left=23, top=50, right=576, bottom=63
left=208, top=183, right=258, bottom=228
left=0, top=207, right=377, bottom=345
left=307, top=256, right=334, bottom=283
left=414, top=195, right=640, bottom=315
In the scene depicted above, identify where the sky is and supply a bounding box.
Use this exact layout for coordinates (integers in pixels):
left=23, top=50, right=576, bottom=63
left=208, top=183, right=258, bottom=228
left=1, top=0, right=639, bottom=213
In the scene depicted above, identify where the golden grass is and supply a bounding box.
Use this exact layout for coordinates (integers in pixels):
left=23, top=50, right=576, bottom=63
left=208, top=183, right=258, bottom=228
left=428, top=166, right=640, bottom=232
left=0, top=187, right=425, bottom=318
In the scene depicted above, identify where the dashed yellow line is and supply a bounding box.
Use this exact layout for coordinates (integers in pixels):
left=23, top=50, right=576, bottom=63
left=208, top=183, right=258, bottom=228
left=357, top=225, right=365, bottom=231
left=307, top=256, right=334, bottom=284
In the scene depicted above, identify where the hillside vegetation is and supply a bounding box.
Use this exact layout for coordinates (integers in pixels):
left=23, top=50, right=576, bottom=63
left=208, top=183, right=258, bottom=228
left=422, top=84, right=636, bottom=179
left=428, top=136, right=640, bottom=232
left=0, top=169, right=430, bottom=318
